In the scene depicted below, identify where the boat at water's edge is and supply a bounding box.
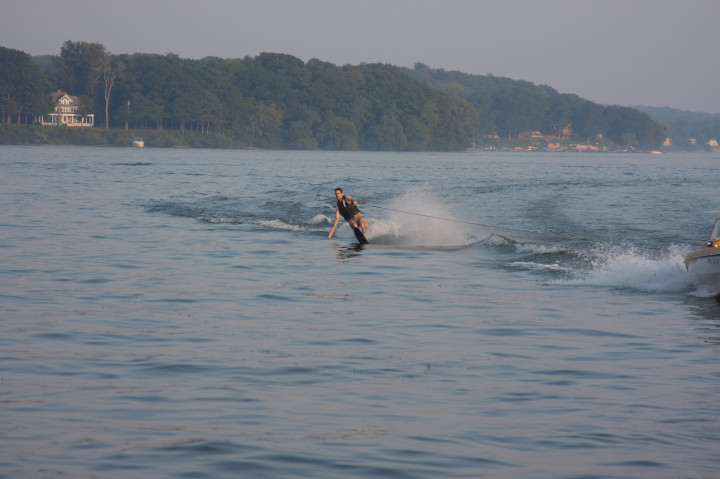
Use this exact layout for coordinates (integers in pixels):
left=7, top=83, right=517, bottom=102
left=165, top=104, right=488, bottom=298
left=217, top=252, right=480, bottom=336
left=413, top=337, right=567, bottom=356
left=685, top=217, right=720, bottom=295
left=132, top=137, right=144, bottom=148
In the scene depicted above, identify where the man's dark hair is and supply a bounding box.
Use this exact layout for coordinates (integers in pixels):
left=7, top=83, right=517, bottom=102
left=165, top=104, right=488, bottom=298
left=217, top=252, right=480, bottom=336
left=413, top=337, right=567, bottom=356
left=335, top=188, right=343, bottom=193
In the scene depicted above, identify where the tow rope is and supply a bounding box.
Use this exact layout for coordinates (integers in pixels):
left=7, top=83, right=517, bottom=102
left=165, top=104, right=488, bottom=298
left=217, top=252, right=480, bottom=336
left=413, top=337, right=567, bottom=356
left=365, top=204, right=591, bottom=242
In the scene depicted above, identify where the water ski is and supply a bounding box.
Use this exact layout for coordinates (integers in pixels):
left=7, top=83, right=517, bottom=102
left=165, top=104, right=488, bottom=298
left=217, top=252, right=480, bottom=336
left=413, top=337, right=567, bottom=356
left=352, top=227, right=369, bottom=244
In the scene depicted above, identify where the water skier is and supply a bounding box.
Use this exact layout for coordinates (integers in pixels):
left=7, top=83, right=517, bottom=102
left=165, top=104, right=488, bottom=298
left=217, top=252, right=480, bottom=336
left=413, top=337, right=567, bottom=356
left=328, top=187, right=369, bottom=243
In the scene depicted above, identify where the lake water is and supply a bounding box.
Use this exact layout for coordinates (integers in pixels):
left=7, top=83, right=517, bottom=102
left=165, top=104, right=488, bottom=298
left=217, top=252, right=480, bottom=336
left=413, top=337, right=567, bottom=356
left=1, top=146, right=719, bottom=478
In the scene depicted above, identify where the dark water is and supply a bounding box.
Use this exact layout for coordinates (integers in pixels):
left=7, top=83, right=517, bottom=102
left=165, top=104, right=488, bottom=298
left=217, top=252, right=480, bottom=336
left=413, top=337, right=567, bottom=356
left=1, top=146, right=719, bottom=478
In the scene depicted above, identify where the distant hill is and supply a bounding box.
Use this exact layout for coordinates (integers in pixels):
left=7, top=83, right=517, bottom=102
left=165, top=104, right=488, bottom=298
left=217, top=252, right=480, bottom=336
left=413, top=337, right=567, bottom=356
left=403, top=63, right=667, bottom=151
left=2, top=44, right=479, bottom=151
left=0, top=42, right=678, bottom=151
left=635, top=106, right=720, bottom=151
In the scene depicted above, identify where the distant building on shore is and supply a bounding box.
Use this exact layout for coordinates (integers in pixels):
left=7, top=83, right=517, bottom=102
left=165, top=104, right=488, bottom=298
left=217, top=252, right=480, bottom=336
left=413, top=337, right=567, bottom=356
left=38, top=91, right=94, bottom=127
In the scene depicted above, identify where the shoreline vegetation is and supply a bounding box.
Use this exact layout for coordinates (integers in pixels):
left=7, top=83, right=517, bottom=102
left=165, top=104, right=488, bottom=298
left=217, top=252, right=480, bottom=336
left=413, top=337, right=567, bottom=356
left=0, top=124, right=245, bottom=149
left=0, top=123, right=710, bottom=153
left=2, top=42, right=718, bottom=152
left=0, top=127, right=663, bottom=154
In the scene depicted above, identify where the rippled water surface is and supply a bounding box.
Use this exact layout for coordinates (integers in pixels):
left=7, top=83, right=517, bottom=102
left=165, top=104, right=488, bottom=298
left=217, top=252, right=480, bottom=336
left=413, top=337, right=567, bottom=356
left=1, top=146, right=720, bottom=478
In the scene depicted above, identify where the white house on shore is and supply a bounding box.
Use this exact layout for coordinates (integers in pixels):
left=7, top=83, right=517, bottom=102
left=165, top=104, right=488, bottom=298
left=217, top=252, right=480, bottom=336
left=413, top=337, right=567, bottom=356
left=38, top=91, right=94, bottom=127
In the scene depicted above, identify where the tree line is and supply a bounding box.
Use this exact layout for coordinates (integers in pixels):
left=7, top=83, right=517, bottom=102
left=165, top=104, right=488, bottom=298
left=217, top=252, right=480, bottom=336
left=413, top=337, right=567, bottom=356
left=1, top=41, right=671, bottom=151
left=405, top=64, right=668, bottom=151
left=0, top=46, right=52, bottom=124
left=636, top=106, right=720, bottom=151
left=2, top=42, right=476, bottom=150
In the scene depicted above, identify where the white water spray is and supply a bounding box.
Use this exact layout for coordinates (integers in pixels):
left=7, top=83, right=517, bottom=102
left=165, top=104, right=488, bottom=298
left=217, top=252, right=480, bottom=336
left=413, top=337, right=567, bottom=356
left=554, top=243, right=694, bottom=294
left=366, top=188, right=477, bottom=248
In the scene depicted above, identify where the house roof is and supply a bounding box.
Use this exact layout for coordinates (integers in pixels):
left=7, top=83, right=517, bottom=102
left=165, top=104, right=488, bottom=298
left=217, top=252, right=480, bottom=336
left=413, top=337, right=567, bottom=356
left=51, top=91, right=80, bottom=105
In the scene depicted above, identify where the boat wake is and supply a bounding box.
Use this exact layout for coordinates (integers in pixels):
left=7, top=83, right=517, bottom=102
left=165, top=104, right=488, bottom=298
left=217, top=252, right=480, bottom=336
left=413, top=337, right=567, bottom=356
left=483, top=229, right=699, bottom=295
left=143, top=192, right=704, bottom=296
left=143, top=196, right=330, bottom=233
left=551, top=242, right=695, bottom=294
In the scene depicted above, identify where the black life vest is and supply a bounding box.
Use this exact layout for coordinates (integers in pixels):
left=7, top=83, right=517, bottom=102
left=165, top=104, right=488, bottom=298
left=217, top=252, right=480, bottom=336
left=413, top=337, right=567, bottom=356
left=337, top=196, right=360, bottom=221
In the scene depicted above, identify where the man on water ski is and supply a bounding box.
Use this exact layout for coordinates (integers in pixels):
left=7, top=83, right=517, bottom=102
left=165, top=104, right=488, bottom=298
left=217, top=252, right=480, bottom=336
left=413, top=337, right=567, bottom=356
left=328, top=188, right=369, bottom=243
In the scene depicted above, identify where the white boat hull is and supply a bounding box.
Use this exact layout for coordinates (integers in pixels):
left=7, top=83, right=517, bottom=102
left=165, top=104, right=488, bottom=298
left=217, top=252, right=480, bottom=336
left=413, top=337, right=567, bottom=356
left=685, top=248, right=720, bottom=295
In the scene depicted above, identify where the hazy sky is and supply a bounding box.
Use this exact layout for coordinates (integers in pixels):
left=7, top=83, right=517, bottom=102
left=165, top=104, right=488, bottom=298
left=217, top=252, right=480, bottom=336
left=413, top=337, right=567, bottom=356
left=3, top=0, right=719, bottom=113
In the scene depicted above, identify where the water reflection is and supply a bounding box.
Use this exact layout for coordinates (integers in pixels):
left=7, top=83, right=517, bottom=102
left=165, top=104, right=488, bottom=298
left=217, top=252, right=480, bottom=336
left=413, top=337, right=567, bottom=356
left=685, top=296, right=720, bottom=344
left=334, top=242, right=366, bottom=260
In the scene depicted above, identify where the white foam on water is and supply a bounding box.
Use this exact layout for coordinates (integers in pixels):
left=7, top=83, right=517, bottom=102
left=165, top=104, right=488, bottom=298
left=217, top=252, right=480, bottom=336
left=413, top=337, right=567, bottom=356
left=514, top=243, right=570, bottom=255
left=554, top=243, right=694, bottom=294
left=365, top=188, right=476, bottom=248
left=310, top=214, right=331, bottom=225
left=260, top=219, right=306, bottom=231
left=260, top=215, right=333, bottom=233
left=509, top=261, right=571, bottom=272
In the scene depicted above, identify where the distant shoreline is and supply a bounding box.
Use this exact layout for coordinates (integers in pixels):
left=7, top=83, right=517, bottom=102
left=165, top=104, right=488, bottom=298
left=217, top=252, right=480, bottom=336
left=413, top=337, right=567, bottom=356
left=0, top=125, right=714, bottom=153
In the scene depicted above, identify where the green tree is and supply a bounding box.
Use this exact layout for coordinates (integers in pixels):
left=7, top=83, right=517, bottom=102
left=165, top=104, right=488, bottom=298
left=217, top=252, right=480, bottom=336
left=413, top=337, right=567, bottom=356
left=58, top=41, right=107, bottom=110
left=316, top=116, right=358, bottom=150
left=0, top=46, right=51, bottom=123
left=545, top=95, right=572, bottom=137
left=250, top=104, right=283, bottom=147
left=604, top=106, right=666, bottom=150
left=371, top=109, right=408, bottom=150
left=572, top=98, right=606, bottom=140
